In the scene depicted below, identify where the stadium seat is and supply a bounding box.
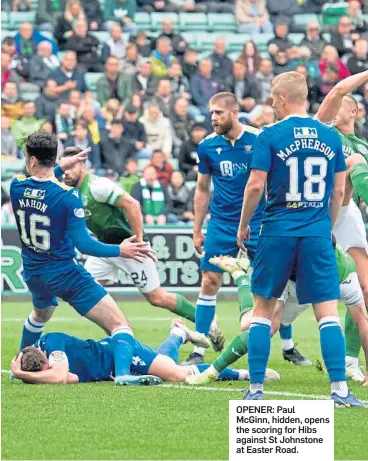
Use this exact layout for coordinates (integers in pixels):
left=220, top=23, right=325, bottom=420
left=322, top=32, right=331, bottom=42
left=198, top=50, right=211, bottom=60
left=181, top=32, right=198, bottom=49
left=41, top=31, right=55, bottom=40
left=179, top=13, right=208, bottom=32
left=322, top=2, right=348, bottom=28
left=289, top=33, right=305, bottom=45
left=135, top=12, right=151, bottom=31
left=291, top=13, right=319, bottom=33
left=248, top=33, right=274, bottom=52
left=1, top=12, right=10, bottom=30
left=22, top=91, right=40, bottom=101
left=207, top=13, right=236, bottom=32
left=89, top=31, right=110, bottom=44
left=85, top=73, right=104, bottom=92
left=186, top=181, right=196, bottom=191
left=226, top=34, right=250, bottom=53
left=138, top=159, right=150, bottom=171
left=1, top=159, right=25, bottom=177
left=196, top=32, right=226, bottom=51
left=170, top=158, right=179, bottom=170
left=9, top=11, right=36, bottom=29
left=1, top=29, right=16, bottom=41
left=150, top=12, right=179, bottom=32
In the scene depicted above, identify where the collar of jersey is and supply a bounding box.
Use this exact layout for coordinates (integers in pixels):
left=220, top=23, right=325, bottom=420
left=282, top=114, right=310, bottom=122
left=222, top=126, right=245, bottom=142
left=30, top=176, right=54, bottom=182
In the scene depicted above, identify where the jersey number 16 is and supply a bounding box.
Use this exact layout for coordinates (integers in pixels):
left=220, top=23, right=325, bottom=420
left=16, top=210, right=51, bottom=251
left=286, top=157, right=327, bottom=202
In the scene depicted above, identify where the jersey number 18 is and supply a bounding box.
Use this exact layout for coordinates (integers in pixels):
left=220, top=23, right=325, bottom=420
left=286, top=157, right=327, bottom=202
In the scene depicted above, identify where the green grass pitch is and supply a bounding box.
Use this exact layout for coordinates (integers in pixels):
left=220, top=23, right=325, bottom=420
left=2, top=300, right=367, bottom=460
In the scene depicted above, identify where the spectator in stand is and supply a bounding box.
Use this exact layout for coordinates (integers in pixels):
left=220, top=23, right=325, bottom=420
left=294, top=63, right=318, bottom=109
left=36, top=0, right=66, bottom=33
left=29, top=41, right=60, bottom=87
left=290, top=46, right=320, bottom=80
left=119, top=43, right=144, bottom=77
left=179, top=122, right=207, bottom=181
left=3, top=0, right=32, bottom=11
left=96, top=56, right=132, bottom=107
left=237, top=40, right=261, bottom=76
left=141, top=102, right=173, bottom=158
left=319, top=45, right=351, bottom=81
left=137, top=0, right=168, bottom=13
left=1, top=115, right=18, bottom=158
left=55, top=100, right=74, bottom=142
left=100, top=119, right=135, bottom=175
left=120, top=157, right=140, bottom=193
left=104, top=0, right=137, bottom=34
left=315, top=65, right=340, bottom=106
left=267, top=22, right=293, bottom=56
left=2, top=36, right=17, bottom=60
left=55, top=0, right=86, bottom=50
left=167, top=171, right=194, bottom=224
left=68, top=88, right=85, bottom=119
left=300, top=22, right=327, bottom=61
left=1, top=82, right=23, bottom=122
left=331, top=16, right=355, bottom=58
left=11, top=101, right=45, bottom=148
left=151, top=36, right=177, bottom=78
left=101, top=22, right=126, bottom=64
left=210, top=38, right=233, bottom=87
left=50, top=50, right=89, bottom=97
left=266, top=0, right=300, bottom=26
left=131, top=59, right=157, bottom=101
left=1, top=53, right=20, bottom=90
left=35, top=78, right=60, bottom=121
left=167, top=61, right=190, bottom=99
left=181, top=48, right=198, bottom=80
left=171, top=97, right=194, bottom=150
left=148, top=150, right=174, bottom=186
left=190, top=59, right=220, bottom=117
left=65, top=19, right=103, bottom=73
left=272, top=48, right=294, bottom=75
left=157, top=17, right=187, bottom=57
left=101, top=98, right=124, bottom=131
left=346, top=39, right=368, bottom=74
left=65, top=120, right=101, bottom=171
left=123, top=104, right=151, bottom=158
left=249, top=103, right=276, bottom=128
left=154, top=79, right=174, bottom=118
left=130, top=92, right=145, bottom=117
left=134, top=32, right=152, bottom=58
left=255, top=58, right=274, bottom=103
left=355, top=102, right=368, bottom=141
left=81, top=105, right=103, bottom=145
left=14, top=22, right=58, bottom=59
left=83, top=0, right=103, bottom=31
left=224, top=60, right=260, bottom=119
left=235, top=0, right=273, bottom=34
left=348, top=0, right=368, bottom=37
left=131, top=165, right=173, bottom=225
left=165, top=0, right=206, bottom=12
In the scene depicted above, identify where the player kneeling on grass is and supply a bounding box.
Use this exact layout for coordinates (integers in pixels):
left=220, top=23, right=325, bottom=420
left=10, top=321, right=250, bottom=385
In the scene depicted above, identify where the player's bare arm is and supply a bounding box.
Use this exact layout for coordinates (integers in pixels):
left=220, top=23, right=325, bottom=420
left=237, top=169, right=267, bottom=251
left=317, top=70, right=368, bottom=123
left=329, top=171, right=346, bottom=227
left=115, top=194, right=144, bottom=243
left=58, top=147, right=91, bottom=171
left=193, top=172, right=211, bottom=254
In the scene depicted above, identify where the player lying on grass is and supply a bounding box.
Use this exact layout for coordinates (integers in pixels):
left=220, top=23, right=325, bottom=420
left=10, top=320, right=258, bottom=385
left=187, top=250, right=368, bottom=389
left=54, top=147, right=223, bottom=351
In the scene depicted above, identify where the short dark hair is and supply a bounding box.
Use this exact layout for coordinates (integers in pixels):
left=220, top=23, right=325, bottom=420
left=111, top=119, right=123, bottom=126
left=75, top=120, right=88, bottom=130
left=25, top=132, right=58, bottom=167
left=2, top=36, right=15, bottom=46
left=63, top=146, right=83, bottom=157
left=57, top=100, right=69, bottom=108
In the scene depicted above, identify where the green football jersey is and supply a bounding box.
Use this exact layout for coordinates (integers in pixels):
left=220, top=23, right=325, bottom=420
left=79, top=173, right=147, bottom=244
left=335, top=244, right=356, bottom=284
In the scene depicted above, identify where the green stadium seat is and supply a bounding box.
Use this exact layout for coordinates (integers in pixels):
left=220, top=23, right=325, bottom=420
left=151, top=12, right=179, bottom=32
left=291, top=13, right=319, bottom=32
left=181, top=32, right=197, bottom=49
left=170, top=158, right=179, bottom=170
left=198, top=51, right=211, bottom=60
left=226, top=34, right=250, bottom=53
left=228, top=51, right=240, bottom=61
left=179, top=13, right=207, bottom=32
left=322, top=32, right=331, bottom=42
left=85, top=73, right=104, bottom=92
left=138, top=159, right=150, bottom=171
left=289, top=33, right=305, bottom=45
left=1, top=12, right=10, bottom=29
left=9, top=11, right=36, bottom=29
left=41, top=31, right=55, bottom=40
left=249, top=33, right=274, bottom=52
left=207, top=13, right=236, bottom=32
left=89, top=31, right=110, bottom=44
left=1, top=179, right=12, bottom=195
left=322, top=2, right=348, bottom=28
left=196, top=32, right=225, bottom=51
left=22, top=91, right=40, bottom=101
left=1, top=29, right=16, bottom=41
left=1, top=159, right=25, bottom=178
left=135, top=12, right=151, bottom=30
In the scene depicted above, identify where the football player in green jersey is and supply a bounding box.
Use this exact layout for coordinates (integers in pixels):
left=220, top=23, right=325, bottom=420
left=58, top=147, right=224, bottom=343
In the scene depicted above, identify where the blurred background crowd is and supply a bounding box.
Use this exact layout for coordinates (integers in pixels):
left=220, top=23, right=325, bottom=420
left=1, top=0, right=368, bottom=226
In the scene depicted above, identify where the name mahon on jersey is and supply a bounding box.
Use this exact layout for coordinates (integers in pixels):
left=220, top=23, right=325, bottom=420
left=18, top=198, right=48, bottom=213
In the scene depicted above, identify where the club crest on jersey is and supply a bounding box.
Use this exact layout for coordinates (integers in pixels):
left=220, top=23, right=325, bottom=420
left=294, top=127, right=318, bottom=138
left=244, top=145, right=252, bottom=152
left=24, top=188, right=46, bottom=200
left=74, top=208, right=85, bottom=218
left=216, top=147, right=222, bottom=155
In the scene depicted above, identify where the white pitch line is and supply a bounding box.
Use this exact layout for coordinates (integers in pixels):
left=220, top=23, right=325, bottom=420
left=1, top=373, right=366, bottom=403
left=1, top=317, right=240, bottom=322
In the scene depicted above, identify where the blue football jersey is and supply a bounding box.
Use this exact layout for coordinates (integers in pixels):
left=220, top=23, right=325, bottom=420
left=197, top=126, right=265, bottom=225
left=10, top=175, right=86, bottom=273
left=37, top=333, right=114, bottom=383
left=251, top=116, right=346, bottom=237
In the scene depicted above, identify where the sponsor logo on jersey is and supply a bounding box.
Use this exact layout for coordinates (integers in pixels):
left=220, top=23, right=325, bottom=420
left=24, top=188, right=46, bottom=200
left=293, top=127, right=318, bottom=139
left=74, top=208, right=85, bottom=218
left=216, top=147, right=222, bottom=155
left=220, top=161, right=248, bottom=177
left=132, top=355, right=146, bottom=367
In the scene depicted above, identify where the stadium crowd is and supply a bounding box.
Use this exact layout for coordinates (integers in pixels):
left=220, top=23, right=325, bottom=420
left=1, top=0, right=368, bottom=225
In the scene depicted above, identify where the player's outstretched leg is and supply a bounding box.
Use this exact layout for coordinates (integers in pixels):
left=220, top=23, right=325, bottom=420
left=143, top=288, right=197, bottom=323
left=344, top=310, right=365, bottom=382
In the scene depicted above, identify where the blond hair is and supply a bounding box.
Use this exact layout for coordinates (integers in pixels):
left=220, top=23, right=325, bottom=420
left=20, top=346, right=47, bottom=372
left=209, top=92, right=239, bottom=110
left=271, top=71, right=308, bottom=103
left=64, top=0, right=85, bottom=23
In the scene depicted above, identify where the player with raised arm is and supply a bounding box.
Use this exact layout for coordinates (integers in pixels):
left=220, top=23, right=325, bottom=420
left=182, top=92, right=309, bottom=367
left=54, top=147, right=202, bottom=326
left=316, top=70, right=368, bottom=381
left=11, top=132, right=158, bottom=386
left=9, top=321, right=251, bottom=385
left=237, top=71, right=364, bottom=407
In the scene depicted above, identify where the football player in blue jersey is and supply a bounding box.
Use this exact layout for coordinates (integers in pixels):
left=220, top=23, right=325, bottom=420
left=237, top=71, right=364, bottom=407
left=10, top=131, right=158, bottom=386
left=182, top=91, right=309, bottom=368
left=10, top=320, right=251, bottom=385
